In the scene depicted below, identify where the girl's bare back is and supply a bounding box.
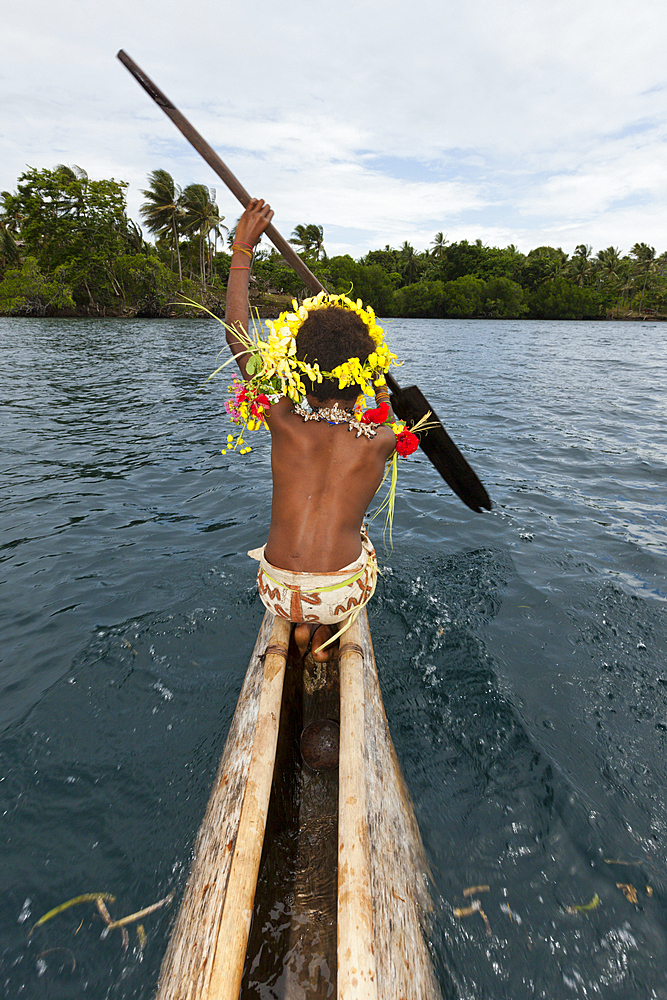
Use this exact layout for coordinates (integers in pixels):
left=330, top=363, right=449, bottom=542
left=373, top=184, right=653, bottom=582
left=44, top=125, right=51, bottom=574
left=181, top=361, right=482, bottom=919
left=264, top=398, right=395, bottom=572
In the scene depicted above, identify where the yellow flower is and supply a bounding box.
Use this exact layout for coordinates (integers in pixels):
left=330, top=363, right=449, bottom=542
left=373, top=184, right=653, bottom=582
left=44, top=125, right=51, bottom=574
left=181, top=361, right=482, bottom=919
left=219, top=290, right=401, bottom=445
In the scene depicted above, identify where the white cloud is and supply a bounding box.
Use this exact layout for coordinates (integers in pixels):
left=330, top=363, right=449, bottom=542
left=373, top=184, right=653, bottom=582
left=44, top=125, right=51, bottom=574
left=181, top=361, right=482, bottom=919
left=2, top=0, right=667, bottom=257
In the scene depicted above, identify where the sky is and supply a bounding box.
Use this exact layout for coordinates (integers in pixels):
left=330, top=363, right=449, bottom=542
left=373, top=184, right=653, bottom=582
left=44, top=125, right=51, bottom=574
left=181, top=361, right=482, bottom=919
left=3, top=0, right=667, bottom=259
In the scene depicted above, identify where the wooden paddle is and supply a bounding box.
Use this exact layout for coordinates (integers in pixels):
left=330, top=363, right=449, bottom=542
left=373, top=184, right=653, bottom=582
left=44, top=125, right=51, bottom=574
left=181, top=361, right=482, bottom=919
left=117, top=50, right=491, bottom=512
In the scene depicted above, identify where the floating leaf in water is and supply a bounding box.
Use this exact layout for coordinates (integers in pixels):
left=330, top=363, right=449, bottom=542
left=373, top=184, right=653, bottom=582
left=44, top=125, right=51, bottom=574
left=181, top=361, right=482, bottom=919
left=463, top=884, right=490, bottom=897
left=566, top=893, right=600, bottom=914
left=453, top=898, right=492, bottom=934
left=617, top=883, right=638, bottom=903
left=105, top=890, right=175, bottom=931
left=30, top=894, right=116, bottom=936
left=30, top=888, right=173, bottom=953
left=96, top=897, right=113, bottom=925
left=36, top=947, right=76, bottom=973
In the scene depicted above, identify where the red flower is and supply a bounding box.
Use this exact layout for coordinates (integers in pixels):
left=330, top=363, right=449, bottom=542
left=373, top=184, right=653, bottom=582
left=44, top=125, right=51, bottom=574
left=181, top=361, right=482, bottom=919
left=395, top=429, right=419, bottom=456
left=250, top=393, right=271, bottom=418
left=250, top=392, right=271, bottom=420
left=361, top=401, right=390, bottom=425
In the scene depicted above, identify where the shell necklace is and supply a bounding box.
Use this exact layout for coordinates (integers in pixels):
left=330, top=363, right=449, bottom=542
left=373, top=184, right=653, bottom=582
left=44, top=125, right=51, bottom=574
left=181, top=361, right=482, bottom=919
left=292, top=402, right=379, bottom=439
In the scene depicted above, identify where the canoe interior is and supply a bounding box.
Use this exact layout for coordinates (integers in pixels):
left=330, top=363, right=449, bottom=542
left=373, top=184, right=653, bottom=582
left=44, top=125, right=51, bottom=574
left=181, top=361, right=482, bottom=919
left=242, top=635, right=339, bottom=997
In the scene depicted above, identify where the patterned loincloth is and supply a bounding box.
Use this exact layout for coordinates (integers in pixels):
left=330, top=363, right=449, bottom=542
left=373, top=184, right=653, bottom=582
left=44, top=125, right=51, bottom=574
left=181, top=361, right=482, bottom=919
left=248, top=528, right=377, bottom=629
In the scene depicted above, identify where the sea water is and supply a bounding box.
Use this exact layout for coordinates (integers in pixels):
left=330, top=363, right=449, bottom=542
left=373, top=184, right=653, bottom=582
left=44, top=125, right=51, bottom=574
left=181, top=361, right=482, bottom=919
left=1, top=316, right=666, bottom=998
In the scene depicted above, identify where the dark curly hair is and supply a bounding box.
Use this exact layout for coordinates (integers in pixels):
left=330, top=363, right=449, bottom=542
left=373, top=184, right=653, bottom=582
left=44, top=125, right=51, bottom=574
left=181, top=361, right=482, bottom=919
left=295, top=307, right=375, bottom=403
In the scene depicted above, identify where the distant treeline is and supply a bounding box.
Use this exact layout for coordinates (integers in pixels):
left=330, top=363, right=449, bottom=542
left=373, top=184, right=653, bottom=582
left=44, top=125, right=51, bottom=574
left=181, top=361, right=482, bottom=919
left=1, top=165, right=665, bottom=320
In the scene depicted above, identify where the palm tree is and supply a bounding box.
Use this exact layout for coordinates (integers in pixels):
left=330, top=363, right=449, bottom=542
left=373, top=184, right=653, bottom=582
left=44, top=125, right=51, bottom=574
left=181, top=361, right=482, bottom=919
left=596, top=246, right=621, bottom=283
left=289, top=223, right=324, bottom=259
left=568, top=244, right=593, bottom=286
left=398, top=241, right=418, bottom=284
left=430, top=232, right=448, bottom=260
left=180, top=184, right=226, bottom=291
left=596, top=247, right=624, bottom=315
left=0, top=191, right=22, bottom=271
left=0, top=221, right=20, bottom=271
left=140, top=170, right=184, bottom=281
left=544, top=251, right=568, bottom=283
left=630, top=242, right=656, bottom=315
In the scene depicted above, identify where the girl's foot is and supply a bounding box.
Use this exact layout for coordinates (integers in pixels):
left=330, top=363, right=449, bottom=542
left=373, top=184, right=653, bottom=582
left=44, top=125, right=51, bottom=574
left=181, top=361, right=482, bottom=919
left=293, top=623, right=337, bottom=661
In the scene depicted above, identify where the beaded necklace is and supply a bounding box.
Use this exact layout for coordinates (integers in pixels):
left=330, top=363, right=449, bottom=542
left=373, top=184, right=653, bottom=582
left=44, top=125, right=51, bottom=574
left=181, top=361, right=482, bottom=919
left=292, top=402, right=380, bottom=439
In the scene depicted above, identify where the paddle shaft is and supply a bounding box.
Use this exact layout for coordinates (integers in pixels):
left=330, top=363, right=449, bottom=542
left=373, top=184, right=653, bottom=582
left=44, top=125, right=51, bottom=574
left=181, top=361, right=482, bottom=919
left=117, top=51, right=324, bottom=295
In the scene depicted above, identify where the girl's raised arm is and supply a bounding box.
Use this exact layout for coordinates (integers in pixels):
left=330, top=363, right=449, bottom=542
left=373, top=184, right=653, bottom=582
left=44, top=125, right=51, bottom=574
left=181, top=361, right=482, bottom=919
left=225, top=198, right=274, bottom=378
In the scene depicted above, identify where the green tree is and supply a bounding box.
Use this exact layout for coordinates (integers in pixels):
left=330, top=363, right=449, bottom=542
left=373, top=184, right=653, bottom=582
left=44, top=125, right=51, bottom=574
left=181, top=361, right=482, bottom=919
left=519, top=246, right=568, bottom=290
left=434, top=239, right=490, bottom=282
left=642, top=251, right=667, bottom=313
left=325, top=255, right=394, bottom=314
left=393, top=280, right=445, bottom=317
left=113, top=253, right=182, bottom=316
left=5, top=165, right=134, bottom=307
left=442, top=275, right=486, bottom=317
left=0, top=256, right=75, bottom=315
left=398, top=241, right=422, bottom=285
left=0, top=222, right=20, bottom=274
left=595, top=247, right=626, bottom=315
left=527, top=278, right=603, bottom=319
left=250, top=248, right=324, bottom=298
left=140, top=169, right=184, bottom=282
left=483, top=276, right=526, bottom=318
left=359, top=246, right=402, bottom=288
left=0, top=191, right=22, bottom=274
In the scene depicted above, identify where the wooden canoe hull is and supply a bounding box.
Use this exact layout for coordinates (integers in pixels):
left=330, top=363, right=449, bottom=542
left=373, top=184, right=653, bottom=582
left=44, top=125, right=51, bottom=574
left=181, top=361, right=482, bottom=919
left=156, top=611, right=439, bottom=1000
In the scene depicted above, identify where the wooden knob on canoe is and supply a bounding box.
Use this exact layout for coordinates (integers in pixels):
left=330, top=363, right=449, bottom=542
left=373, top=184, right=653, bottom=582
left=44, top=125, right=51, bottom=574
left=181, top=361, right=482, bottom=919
left=300, top=719, right=339, bottom=770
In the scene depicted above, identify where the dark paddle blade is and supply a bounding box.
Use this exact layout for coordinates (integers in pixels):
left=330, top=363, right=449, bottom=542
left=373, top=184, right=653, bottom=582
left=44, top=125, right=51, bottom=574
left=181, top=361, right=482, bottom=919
left=387, top=376, right=492, bottom=512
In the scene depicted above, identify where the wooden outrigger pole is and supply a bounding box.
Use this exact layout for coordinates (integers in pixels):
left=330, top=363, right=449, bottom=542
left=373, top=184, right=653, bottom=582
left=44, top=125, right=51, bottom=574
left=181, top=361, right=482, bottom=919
left=155, top=614, right=288, bottom=999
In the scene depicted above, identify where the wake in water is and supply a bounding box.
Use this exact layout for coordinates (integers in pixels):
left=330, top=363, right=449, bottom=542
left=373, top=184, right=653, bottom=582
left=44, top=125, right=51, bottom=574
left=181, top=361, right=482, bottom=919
left=371, top=547, right=667, bottom=999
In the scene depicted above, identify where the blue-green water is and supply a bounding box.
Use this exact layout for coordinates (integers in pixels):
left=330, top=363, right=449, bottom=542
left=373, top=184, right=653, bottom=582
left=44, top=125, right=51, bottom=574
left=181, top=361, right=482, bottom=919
left=1, top=316, right=666, bottom=998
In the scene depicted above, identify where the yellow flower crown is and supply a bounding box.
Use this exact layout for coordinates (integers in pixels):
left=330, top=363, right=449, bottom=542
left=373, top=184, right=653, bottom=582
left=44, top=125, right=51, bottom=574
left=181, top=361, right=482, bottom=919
left=261, top=290, right=398, bottom=402
left=195, top=290, right=400, bottom=455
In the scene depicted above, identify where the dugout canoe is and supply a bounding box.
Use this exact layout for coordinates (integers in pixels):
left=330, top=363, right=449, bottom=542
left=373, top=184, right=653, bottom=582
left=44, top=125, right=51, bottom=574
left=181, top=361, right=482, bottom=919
left=156, top=609, right=440, bottom=1000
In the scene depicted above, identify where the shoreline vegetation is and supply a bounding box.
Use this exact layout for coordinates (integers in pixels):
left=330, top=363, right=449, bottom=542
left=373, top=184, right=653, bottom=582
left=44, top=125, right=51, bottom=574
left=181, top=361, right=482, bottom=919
left=2, top=165, right=666, bottom=322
